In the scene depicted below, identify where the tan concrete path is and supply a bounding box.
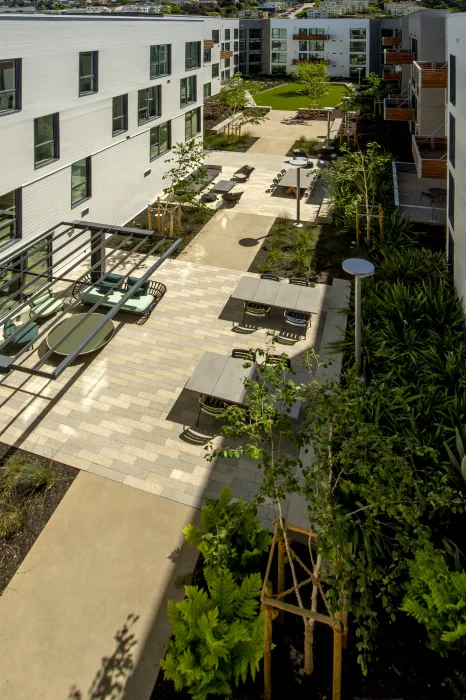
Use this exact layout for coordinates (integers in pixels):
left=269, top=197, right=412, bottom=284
left=178, top=211, right=275, bottom=270
left=246, top=109, right=328, bottom=156
left=0, top=471, right=199, bottom=700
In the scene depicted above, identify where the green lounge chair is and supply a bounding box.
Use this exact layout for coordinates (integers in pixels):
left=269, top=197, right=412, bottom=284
left=29, top=289, right=64, bottom=319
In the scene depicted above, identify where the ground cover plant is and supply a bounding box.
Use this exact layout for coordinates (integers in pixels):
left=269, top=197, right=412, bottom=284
left=203, top=129, right=257, bottom=152
left=285, top=135, right=319, bottom=157
left=254, top=82, right=346, bottom=111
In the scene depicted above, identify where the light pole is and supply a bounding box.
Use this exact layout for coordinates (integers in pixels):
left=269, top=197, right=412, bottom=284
left=356, top=67, right=363, bottom=86
left=323, top=106, right=334, bottom=145
left=289, top=157, right=307, bottom=228
left=342, top=258, right=375, bottom=369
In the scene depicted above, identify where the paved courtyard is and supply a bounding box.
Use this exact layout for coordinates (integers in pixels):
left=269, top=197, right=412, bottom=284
left=0, top=256, right=349, bottom=524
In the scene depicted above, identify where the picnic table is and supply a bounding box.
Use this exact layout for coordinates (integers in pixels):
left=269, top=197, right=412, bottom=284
left=231, top=276, right=326, bottom=315
left=278, top=168, right=316, bottom=196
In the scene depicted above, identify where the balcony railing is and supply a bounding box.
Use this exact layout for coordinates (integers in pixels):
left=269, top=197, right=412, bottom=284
left=220, top=50, right=233, bottom=60
left=412, top=136, right=447, bottom=179
left=392, top=161, right=446, bottom=226
left=292, top=59, right=329, bottom=65
left=412, top=61, right=448, bottom=89
left=204, top=40, right=214, bottom=49
left=382, top=70, right=402, bottom=81
left=384, top=50, right=414, bottom=65
left=293, top=33, right=329, bottom=41
left=382, top=37, right=401, bottom=47
left=383, top=96, right=414, bottom=121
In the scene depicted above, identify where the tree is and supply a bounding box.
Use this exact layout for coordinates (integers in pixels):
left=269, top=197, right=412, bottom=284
left=359, top=72, right=391, bottom=116
left=162, top=139, right=209, bottom=207
left=291, top=61, right=329, bottom=107
left=214, top=73, right=267, bottom=135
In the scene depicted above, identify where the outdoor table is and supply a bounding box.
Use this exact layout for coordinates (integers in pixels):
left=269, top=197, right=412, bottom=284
left=186, top=351, right=302, bottom=418
left=428, top=187, right=447, bottom=203
left=278, top=168, right=315, bottom=196
left=231, top=276, right=327, bottom=315
left=211, top=180, right=236, bottom=194
left=46, top=313, right=115, bottom=357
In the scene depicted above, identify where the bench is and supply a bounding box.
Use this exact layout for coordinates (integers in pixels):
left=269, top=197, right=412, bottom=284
left=72, top=273, right=166, bottom=323
left=233, top=165, right=255, bottom=181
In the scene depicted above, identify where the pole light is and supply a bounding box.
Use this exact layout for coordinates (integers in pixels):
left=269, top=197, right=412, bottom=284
left=342, top=258, right=375, bottom=369
left=289, top=157, right=307, bottom=228
left=356, top=67, right=363, bottom=86
left=323, top=106, right=334, bottom=145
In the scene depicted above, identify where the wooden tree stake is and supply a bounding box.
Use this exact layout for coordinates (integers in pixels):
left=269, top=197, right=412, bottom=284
left=148, top=207, right=152, bottom=231
left=169, top=212, right=174, bottom=238
left=264, top=580, right=273, bottom=700
left=355, top=206, right=360, bottom=248
left=378, top=203, right=384, bottom=241
left=161, top=214, right=165, bottom=235
left=177, top=204, right=182, bottom=233
left=157, top=198, right=161, bottom=232
left=332, top=613, right=343, bottom=700
left=277, top=538, right=285, bottom=624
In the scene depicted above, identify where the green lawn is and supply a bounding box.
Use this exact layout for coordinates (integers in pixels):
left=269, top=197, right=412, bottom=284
left=254, top=82, right=346, bottom=111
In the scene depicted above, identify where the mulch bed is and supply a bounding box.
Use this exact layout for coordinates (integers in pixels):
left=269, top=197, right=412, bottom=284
left=204, top=136, right=259, bottom=153
left=0, top=444, right=78, bottom=595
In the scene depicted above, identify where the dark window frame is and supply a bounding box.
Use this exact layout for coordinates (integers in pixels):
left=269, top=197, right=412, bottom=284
left=150, top=44, right=171, bottom=79
left=449, top=113, right=455, bottom=168
left=138, top=85, right=162, bottom=126
left=203, top=82, right=211, bottom=99
left=180, top=75, right=197, bottom=108
left=34, top=113, right=59, bottom=169
left=79, top=51, right=98, bottom=96
left=0, top=58, right=22, bottom=116
left=448, top=171, right=455, bottom=229
left=0, top=188, right=22, bottom=252
left=150, top=121, right=171, bottom=161
left=212, top=63, right=219, bottom=79
left=212, top=29, right=220, bottom=44
left=185, top=41, right=201, bottom=71
left=450, top=54, right=456, bottom=106
left=204, top=48, right=212, bottom=64
left=71, top=157, right=92, bottom=209
left=112, top=94, right=128, bottom=136
left=185, top=107, right=201, bottom=141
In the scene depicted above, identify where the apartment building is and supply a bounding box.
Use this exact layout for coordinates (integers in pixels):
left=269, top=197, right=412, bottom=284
left=201, top=17, right=240, bottom=96
left=0, top=15, right=209, bottom=268
left=306, top=1, right=371, bottom=19
left=383, top=2, right=421, bottom=16
left=239, top=17, right=381, bottom=78
left=446, top=13, right=464, bottom=302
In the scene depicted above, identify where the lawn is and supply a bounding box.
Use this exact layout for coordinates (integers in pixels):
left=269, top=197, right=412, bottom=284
left=254, top=82, right=347, bottom=111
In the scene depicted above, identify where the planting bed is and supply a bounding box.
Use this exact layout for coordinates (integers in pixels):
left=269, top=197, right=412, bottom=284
left=0, top=444, right=78, bottom=595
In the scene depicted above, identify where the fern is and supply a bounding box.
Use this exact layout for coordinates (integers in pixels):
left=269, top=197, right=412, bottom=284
left=161, top=568, right=264, bottom=700
left=401, top=548, right=466, bottom=655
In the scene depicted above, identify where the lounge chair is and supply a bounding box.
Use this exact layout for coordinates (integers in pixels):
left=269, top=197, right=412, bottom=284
left=3, top=320, right=39, bottom=349
left=222, top=191, right=243, bottom=205
left=233, top=165, right=255, bottom=181
left=29, top=289, right=64, bottom=319
left=261, top=274, right=280, bottom=281
left=293, top=148, right=307, bottom=159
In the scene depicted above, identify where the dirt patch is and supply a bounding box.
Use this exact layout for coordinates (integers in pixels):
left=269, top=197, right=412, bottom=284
left=0, top=444, right=78, bottom=595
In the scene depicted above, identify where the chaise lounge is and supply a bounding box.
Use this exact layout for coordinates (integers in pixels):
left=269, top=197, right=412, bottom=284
left=233, top=165, right=255, bottom=182
left=72, top=273, right=166, bottom=323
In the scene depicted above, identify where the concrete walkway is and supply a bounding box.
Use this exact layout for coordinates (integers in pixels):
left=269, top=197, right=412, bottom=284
left=0, top=471, right=199, bottom=700
left=178, top=211, right=275, bottom=270
left=246, top=109, right=328, bottom=156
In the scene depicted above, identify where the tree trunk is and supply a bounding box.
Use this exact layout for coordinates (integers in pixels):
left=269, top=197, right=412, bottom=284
left=303, top=554, right=321, bottom=676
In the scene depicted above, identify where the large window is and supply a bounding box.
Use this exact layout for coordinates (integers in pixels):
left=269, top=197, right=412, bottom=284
left=272, top=65, right=287, bottom=75
left=138, top=86, right=161, bottom=125
left=448, top=172, right=455, bottom=228
left=34, top=113, right=59, bottom=168
left=212, top=63, right=219, bottom=78
left=350, top=53, right=366, bottom=65
left=450, top=54, right=456, bottom=106
left=181, top=76, right=196, bottom=108
left=249, top=28, right=262, bottom=38
left=249, top=52, right=262, bottom=64
left=350, top=28, right=366, bottom=39
left=185, top=42, right=201, bottom=71
left=24, top=236, right=51, bottom=292
left=249, top=40, right=262, bottom=51
left=212, top=29, right=220, bottom=43
left=234, top=28, right=238, bottom=39
left=79, top=51, right=98, bottom=95
left=310, top=41, right=324, bottom=51
left=204, top=48, right=212, bottom=63
left=350, top=41, right=366, bottom=52
left=150, top=44, right=170, bottom=79
left=185, top=107, right=201, bottom=140
left=112, top=94, right=128, bottom=136
left=449, top=113, right=455, bottom=168
left=225, top=28, right=230, bottom=40
left=71, top=157, right=91, bottom=208
left=203, top=82, right=211, bottom=99
left=0, top=189, right=20, bottom=250
left=272, top=40, right=287, bottom=51
left=272, top=52, right=287, bottom=64
left=224, top=57, right=231, bottom=68
left=0, top=59, right=21, bottom=114
left=234, top=41, right=239, bottom=53
left=299, top=41, right=308, bottom=52
left=150, top=121, right=170, bottom=161
left=272, top=28, right=287, bottom=39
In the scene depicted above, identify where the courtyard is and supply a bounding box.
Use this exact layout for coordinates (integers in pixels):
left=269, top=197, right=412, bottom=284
left=254, top=82, right=347, bottom=111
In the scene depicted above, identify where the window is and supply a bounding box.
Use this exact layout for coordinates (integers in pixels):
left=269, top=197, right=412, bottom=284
left=212, top=63, right=219, bottom=78
left=185, top=42, right=201, bottom=71
left=224, top=42, right=231, bottom=51
left=310, top=41, right=324, bottom=52
left=249, top=52, right=262, bottom=63
left=204, top=48, right=212, bottom=63
left=23, top=236, right=51, bottom=292
left=112, top=95, right=128, bottom=136
left=240, top=28, right=246, bottom=39
left=234, top=28, right=238, bottom=39
left=272, top=52, right=287, bottom=63
left=299, top=53, right=307, bottom=62
left=225, top=69, right=230, bottom=80
left=138, top=86, right=161, bottom=125
left=249, top=28, right=262, bottom=38
left=272, top=28, right=287, bottom=39
left=79, top=51, right=98, bottom=95
left=449, top=113, right=455, bottom=168
left=350, top=67, right=366, bottom=79
left=181, top=76, right=196, bottom=107
left=272, top=41, right=287, bottom=51
left=150, top=44, right=170, bottom=79
left=249, top=40, right=262, bottom=51
left=212, top=29, right=220, bottom=44
left=350, top=54, right=366, bottom=65
left=0, top=189, right=20, bottom=250
left=71, top=157, right=91, bottom=207
left=0, top=59, right=21, bottom=114
left=448, top=172, right=455, bottom=228
left=299, top=41, right=308, bottom=52
left=224, top=57, right=231, bottom=68
left=350, top=41, right=366, bottom=52
left=234, top=42, right=239, bottom=52
left=350, top=28, right=366, bottom=39
left=221, top=71, right=225, bottom=82
left=272, top=65, right=287, bottom=75
left=239, top=40, right=247, bottom=51
left=34, top=113, right=59, bottom=168
left=225, top=28, right=230, bottom=40
left=150, top=121, right=170, bottom=160
left=203, top=82, right=211, bottom=99
left=185, top=107, right=200, bottom=140
left=450, top=54, right=456, bottom=106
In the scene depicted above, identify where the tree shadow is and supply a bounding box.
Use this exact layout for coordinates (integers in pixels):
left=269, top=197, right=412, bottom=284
left=68, top=614, right=139, bottom=700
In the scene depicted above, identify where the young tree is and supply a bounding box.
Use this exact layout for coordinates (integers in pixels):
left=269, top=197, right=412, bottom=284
left=215, top=72, right=267, bottom=135
left=291, top=61, right=329, bottom=107
left=162, top=139, right=209, bottom=207
left=359, top=72, right=391, bottom=116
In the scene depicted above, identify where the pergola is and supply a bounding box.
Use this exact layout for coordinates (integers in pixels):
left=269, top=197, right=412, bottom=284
left=0, top=221, right=182, bottom=379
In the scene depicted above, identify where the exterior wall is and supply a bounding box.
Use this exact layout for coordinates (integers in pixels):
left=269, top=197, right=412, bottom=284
left=0, top=15, right=207, bottom=262
left=201, top=17, right=240, bottom=97
left=446, top=14, right=466, bottom=306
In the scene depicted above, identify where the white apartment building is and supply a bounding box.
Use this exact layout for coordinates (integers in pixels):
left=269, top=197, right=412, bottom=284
left=0, top=15, right=210, bottom=266
left=240, top=17, right=380, bottom=78
left=200, top=17, right=240, bottom=96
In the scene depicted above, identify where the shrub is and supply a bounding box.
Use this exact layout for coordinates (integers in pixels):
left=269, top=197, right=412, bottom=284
left=204, top=129, right=252, bottom=151
left=0, top=503, right=24, bottom=538
left=0, top=457, right=55, bottom=498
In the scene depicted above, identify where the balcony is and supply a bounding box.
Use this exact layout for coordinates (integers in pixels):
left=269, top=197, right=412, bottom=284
left=220, top=50, right=233, bottom=60
left=392, top=162, right=446, bottom=225
left=412, top=61, right=448, bottom=89
left=383, top=96, right=414, bottom=121
left=382, top=70, right=402, bottom=81
left=412, top=136, right=447, bottom=179
left=384, top=50, right=414, bottom=65
left=204, top=40, right=214, bottom=49
left=382, top=37, right=401, bottom=47
left=292, top=59, right=329, bottom=65
left=293, top=33, right=329, bottom=41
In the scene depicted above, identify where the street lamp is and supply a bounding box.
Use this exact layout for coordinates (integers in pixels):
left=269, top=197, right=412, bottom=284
left=288, top=157, right=307, bottom=228
left=356, top=66, right=364, bottom=86
left=342, top=258, right=375, bottom=369
left=323, top=106, right=334, bottom=145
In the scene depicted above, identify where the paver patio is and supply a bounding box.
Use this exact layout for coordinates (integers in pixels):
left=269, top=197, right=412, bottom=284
left=0, top=256, right=349, bottom=524
left=246, top=109, right=330, bottom=155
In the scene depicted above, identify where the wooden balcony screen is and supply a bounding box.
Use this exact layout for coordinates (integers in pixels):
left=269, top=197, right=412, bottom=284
left=384, top=50, right=414, bottom=65
left=412, top=61, right=448, bottom=89
left=412, top=136, right=447, bottom=179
